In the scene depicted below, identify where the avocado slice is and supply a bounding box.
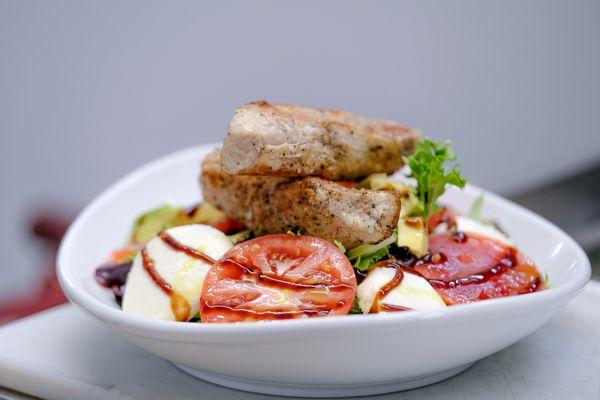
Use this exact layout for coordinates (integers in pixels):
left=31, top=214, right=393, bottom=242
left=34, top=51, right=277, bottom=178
left=397, top=216, right=428, bottom=258
left=129, top=205, right=181, bottom=245
left=396, top=193, right=428, bottom=257
left=187, top=202, right=224, bottom=224
left=129, top=203, right=228, bottom=245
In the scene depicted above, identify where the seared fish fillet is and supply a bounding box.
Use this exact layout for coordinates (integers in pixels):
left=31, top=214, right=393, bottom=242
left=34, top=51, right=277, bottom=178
left=221, top=101, right=420, bottom=180
left=201, top=150, right=401, bottom=249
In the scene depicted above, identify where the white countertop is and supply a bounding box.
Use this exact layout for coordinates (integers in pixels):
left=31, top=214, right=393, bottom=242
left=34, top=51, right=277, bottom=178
left=1, top=282, right=599, bottom=400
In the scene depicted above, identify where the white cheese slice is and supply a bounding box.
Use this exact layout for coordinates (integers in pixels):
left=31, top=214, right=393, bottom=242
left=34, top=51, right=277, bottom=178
left=356, top=266, right=446, bottom=314
left=455, top=216, right=514, bottom=246
left=122, top=224, right=232, bottom=321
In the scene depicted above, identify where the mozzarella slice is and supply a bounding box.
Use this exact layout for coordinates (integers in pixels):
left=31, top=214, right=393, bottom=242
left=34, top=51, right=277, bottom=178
left=356, top=266, right=446, bottom=314
left=122, top=224, right=232, bottom=321
left=455, top=216, right=514, bottom=246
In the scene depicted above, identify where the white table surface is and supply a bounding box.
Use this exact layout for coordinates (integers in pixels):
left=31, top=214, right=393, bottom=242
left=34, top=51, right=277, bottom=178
left=1, top=282, right=599, bottom=400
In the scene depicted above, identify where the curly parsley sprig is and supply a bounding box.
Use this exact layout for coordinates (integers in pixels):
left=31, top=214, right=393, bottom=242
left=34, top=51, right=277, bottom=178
left=404, top=139, right=467, bottom=219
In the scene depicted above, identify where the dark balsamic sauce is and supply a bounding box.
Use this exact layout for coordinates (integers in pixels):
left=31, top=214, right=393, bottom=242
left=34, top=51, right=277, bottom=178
left=158, top=231, right=217, bottom=265
left=367, top=259, right=418, bottom=313
left=220, top=258, right=354, bottom=292
left=140, top=231, right=220, bottom=322
left=185, top=203, right=200, bottom=217
left=356, top=231, right=531, bottom=312
left=202, top=304, right=331, bottom=320
left=206, top=257, right=353, bottom=318
left=523, top=276, right=542, bottom=293
left=379, top=303, right=412, bottom=312
left=452, top=231, right=467, bottom=243
left=413, top=231, right=542, bottom=296
left=423, top=246, right=518, bottom=289
left=369, top=266, right=404, bottom=313
left=141, top=231, right=217, bottom=295
left=141, top=248, right=174, bottom=295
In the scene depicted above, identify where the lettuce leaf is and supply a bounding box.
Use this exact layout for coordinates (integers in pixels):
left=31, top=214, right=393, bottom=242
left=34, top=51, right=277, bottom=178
left=333, top=240, right=346, bottom=253
left=346, top=233, right=397, bottom=271
left=352, top=247, right=389, bottom=271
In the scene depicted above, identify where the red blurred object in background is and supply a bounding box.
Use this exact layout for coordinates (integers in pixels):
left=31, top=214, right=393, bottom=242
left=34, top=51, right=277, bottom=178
left=0, top=212, right=72, bottom=325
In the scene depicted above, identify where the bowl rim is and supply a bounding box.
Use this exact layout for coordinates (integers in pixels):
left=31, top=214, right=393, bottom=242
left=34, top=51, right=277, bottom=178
left=57, top=144, right=591, bottom=339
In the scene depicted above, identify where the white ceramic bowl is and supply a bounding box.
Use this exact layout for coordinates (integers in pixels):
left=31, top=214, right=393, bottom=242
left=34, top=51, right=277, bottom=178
left=57, top=144, right=591, bottom=398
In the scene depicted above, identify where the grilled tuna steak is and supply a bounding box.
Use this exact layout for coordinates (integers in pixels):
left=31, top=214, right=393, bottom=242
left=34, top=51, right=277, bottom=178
left=221, top=101, right=420, bottom=180
left=201, top=149, right=401, bottom=248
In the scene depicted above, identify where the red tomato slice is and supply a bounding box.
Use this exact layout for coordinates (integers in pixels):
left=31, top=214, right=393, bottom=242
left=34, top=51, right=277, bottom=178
left=208, top=216, right=245, bottom=235
left=415, top=231, right=542, bottom=305
left=426, top=208, right=457, bottom=233
left=200, top=234, right=357, bottom=323
left=110, top=246, right=140, bottom=263
left=335, top=181, right=357, bottom=189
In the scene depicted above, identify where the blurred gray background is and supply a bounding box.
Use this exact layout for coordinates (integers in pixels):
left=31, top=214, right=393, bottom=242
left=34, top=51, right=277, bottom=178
left=1, top=0, right=599, bottom=301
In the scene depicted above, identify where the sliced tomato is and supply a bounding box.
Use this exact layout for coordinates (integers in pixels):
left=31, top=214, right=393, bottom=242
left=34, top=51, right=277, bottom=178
left=208, top=216, right=245, bottom=235
left=426, top=208, right=457, bottom=233
left=415, top=231, right=542, bottom=304
left=110, top=246, right=140, bottom=263
left=335, top=181, right=357, bottom=189
left=200, top=234, right=357, bottom=323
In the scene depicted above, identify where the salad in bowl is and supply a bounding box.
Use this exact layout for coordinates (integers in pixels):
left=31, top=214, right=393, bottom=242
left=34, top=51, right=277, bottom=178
left=94, top=101, right=545, bottom=324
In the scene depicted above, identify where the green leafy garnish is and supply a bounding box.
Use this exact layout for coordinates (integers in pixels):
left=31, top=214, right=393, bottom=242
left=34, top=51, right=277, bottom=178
left=404, top=139, right=467, bottom=219
left=346, top=234, right=396, bottom=271
left=400, top=190, right=424, bottom=218
left=467, top=194, right=485, bottom=221
left=353, top=247, right=389, bottom=271
left=349, top=297, right=362, bottom=314
left=346, top=233, right=396, bottom=260
left=228, top=229, right=252, bottom=244
left=333, top=240, right=346, bottom=253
